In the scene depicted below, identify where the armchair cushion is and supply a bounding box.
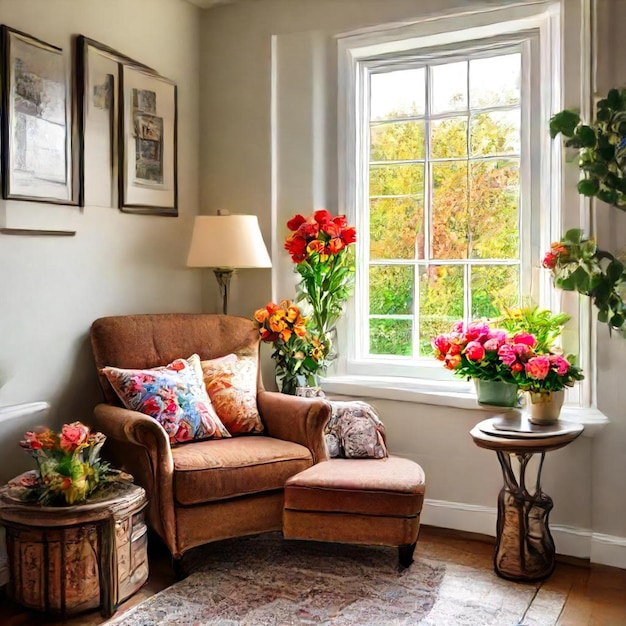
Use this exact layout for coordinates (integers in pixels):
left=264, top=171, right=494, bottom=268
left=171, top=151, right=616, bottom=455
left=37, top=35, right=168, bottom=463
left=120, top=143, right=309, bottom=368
left=172, top=437, right=312, bottom=505
left=199, top=354, right=264, bottom=435
left=102, top=357, right=230, bottom=444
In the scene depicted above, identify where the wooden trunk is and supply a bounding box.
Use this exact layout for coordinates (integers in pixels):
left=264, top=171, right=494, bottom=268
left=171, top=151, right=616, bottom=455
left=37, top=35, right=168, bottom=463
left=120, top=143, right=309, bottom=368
left=0, top=482, right=148, bottom=617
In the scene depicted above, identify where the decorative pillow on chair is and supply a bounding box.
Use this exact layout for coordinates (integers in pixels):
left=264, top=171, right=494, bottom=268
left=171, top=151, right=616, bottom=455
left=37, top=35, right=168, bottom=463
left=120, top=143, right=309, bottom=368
left=325, top=400, right=388, bottom=459
left=101, top=356, right=231, bottom=445
left=200, top=354, right=264, bottom=435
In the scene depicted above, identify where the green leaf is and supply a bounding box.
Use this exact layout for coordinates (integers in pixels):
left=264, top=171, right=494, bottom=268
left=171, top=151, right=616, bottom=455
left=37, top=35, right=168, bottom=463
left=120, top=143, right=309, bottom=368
left=549, top=109, right=581, bottom=138
left=588, top=161, right=609, bottom=177
left=597, top=308, right=609, bottom=323
left=607, top=259, right=625, bottom=283
left=610, top=313, right=625, bottom=328
left=564, top=228, right=583, bottom=244
left=596, top=107, right=610, bottom=122
left=597, top=188, right=619, bottom=205
left=576, top=125, right=596, bottom=147
left=597, top=144, right=615, bottom=161
left=577, top=178, right=599, bottom=196
left=607, top=88, right=623, bottom=109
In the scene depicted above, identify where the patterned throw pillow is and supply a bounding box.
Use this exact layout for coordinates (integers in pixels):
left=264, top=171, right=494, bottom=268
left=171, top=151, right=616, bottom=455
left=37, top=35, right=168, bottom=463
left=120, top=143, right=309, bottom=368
left=101, top=356, right=231, bottom=445
left=325, top=400, right=388, bottom=459
left=200, top=354, right=264, bottom=435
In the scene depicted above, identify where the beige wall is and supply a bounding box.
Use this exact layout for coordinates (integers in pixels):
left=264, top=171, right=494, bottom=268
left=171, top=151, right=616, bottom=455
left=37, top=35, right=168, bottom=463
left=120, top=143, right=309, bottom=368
left=0, top=0, right=202, bottom=482
left=199, top=0, right=626, bottom=562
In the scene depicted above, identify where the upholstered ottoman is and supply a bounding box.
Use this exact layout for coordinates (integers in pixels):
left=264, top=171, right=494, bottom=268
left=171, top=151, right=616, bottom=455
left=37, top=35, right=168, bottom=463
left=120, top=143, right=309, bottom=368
left=283, top=456, right=426, bottom=568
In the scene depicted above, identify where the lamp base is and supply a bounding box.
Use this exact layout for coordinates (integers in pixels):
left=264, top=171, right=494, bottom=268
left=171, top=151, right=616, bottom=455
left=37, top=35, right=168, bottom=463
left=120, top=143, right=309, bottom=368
left=213, top=269, right=234, bottom=315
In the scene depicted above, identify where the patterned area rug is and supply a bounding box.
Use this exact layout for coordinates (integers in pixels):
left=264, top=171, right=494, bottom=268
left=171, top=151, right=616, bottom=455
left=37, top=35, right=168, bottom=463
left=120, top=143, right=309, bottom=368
left=108, top=533, right=565, bottom=626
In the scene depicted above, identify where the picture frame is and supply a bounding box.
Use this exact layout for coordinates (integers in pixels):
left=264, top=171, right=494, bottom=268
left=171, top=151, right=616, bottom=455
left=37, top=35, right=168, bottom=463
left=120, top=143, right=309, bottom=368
left=1, top=26, right=79, bottom=205
left=76, top=36, right=153, bottom=208
left=119, top=64, right=177, bottom=216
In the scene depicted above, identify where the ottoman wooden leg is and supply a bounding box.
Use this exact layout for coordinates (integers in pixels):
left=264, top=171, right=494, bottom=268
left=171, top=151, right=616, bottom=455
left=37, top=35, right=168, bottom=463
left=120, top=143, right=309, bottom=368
left=398, top=541, right=417, bottom=569
left=398, top=542, right=416, bottom=569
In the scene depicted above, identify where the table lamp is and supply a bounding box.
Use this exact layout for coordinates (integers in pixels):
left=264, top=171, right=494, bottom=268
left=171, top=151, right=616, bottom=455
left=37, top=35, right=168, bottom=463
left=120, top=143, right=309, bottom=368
left=186, top=210, right=272, bottom=314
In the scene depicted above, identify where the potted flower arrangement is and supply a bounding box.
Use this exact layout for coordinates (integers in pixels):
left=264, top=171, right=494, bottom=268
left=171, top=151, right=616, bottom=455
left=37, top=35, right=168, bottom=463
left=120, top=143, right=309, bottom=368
left=432, top=320, right=520, bottom=407
left=253, top=300, right=327, bottom=395
left=432, top=308, right=584, bottom=419
left=501, top=343, right=584, bottom=424
left=14, top=421, right=130, bottom=506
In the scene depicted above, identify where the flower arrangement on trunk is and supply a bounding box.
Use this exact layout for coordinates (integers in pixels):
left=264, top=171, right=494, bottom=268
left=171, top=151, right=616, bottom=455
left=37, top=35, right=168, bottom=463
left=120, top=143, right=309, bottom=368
left=15, top=421, right=129, bottom=506
left=432, top=307, right=584, bottom=415
left=254, top=209, right=356, bottom=394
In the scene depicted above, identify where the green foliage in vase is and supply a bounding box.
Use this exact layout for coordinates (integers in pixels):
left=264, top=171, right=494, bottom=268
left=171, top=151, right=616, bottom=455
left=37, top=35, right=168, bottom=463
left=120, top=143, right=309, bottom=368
left=494, top=305, right=572, bottom=353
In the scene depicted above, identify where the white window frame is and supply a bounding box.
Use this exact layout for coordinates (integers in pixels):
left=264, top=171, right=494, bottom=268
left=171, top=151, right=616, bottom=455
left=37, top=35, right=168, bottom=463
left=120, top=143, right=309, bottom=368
left=332, top=1, right=596, bottom=410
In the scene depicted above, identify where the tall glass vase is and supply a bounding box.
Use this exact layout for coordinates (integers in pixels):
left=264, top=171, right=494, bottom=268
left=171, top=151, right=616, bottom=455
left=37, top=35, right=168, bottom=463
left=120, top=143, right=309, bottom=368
left=275, top=366, right=298, bottom=395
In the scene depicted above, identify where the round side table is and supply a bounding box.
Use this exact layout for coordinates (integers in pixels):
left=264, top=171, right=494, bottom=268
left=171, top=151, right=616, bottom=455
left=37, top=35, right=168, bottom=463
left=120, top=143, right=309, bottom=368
left=470, top=414, right=583, bottom=582
left=0, top=481, right=148, bottom=618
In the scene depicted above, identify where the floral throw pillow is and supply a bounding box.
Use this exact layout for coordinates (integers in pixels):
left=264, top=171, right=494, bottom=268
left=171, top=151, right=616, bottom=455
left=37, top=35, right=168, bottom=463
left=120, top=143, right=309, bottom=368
left=325, top=400, right=388, bottom=459
left=200, top=354, right=264, bottom=435
left=101, top=356, right=231, bottom=445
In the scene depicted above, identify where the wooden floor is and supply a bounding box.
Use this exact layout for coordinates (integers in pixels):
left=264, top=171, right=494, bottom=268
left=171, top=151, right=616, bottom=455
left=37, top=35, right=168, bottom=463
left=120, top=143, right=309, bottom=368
left=1, top=526, right=626, bottom=625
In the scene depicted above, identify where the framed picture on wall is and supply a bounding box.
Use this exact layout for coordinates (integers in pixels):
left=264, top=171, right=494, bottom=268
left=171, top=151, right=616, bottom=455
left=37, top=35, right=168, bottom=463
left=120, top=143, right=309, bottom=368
left=119, top=64, right=177, bottom=216
left=76, top=36, right=154, bottom=209
left=1, top=26, right=79, bottom=204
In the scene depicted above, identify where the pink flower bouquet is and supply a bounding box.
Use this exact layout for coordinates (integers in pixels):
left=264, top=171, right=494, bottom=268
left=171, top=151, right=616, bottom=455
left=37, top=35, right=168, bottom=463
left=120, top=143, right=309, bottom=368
left=432, top=317, right=584, bottom=393
left=432, top=321, right=517, bottom=383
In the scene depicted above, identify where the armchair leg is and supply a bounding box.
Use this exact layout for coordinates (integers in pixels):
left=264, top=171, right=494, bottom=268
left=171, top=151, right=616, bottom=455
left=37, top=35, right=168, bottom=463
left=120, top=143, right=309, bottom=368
left=172, top=555, right=187, bottom=581
left=398, top=542, right=416, bottom=569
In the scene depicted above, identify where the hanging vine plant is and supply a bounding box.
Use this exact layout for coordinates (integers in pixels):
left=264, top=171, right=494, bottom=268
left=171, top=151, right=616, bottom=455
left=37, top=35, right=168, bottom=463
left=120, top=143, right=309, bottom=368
left=550, top=88, right=626, bottom=209
left=548, top=88, right=626, bottom=336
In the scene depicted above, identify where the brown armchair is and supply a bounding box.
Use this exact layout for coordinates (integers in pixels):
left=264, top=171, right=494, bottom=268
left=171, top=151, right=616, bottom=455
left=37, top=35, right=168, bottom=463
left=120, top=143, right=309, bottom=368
left=89, top=314, right=330, bottom=565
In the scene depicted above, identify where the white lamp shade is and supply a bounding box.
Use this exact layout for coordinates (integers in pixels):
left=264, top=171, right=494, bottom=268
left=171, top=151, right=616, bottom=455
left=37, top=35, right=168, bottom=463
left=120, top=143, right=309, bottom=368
left=186, top=214, right=272, bottom=269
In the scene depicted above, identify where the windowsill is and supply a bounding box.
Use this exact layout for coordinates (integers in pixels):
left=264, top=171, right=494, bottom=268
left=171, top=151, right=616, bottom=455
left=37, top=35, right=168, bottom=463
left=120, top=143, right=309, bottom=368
left=320, top=375, right=609, bottom=437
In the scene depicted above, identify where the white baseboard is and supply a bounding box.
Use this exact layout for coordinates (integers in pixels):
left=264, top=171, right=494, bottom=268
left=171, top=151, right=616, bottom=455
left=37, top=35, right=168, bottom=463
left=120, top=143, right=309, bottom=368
left=422, top=498, right=626, bottom=569
left=590, top=532, right=626, bottom=569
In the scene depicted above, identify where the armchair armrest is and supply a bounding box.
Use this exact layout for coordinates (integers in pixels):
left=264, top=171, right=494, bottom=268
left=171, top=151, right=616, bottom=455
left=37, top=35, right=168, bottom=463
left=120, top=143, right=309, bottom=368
left=91, top=404, right=177, bottom=555
left=257, top=391, right=330, bottom=463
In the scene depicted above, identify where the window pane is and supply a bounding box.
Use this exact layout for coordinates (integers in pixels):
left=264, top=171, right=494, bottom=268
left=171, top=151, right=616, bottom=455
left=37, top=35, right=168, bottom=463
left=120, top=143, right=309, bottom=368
left=370, top=68, right=425, bottom=120
left=370, top=163, right=424, bottom=196
left=471, top=110, right=520, bottom=156
left=370, top=197, right=424, bottom=260
left=418, top=264, right=464, bottom=356
left=369, top=319, right=413, bottom=356
left=471, top=265, right=520, bottom=318
left=431, top=161, right=469, bottom=259
left=469, top=159, right=519, bottom=259
left=431, top=61, right=467, bottom=114
left=431, top=117, right=468, bottom=159
left=470, top=54, right=521, bottom=108
left=370, top=121, right=426, bottom=161
left=369, top=265, right=413, bottom=315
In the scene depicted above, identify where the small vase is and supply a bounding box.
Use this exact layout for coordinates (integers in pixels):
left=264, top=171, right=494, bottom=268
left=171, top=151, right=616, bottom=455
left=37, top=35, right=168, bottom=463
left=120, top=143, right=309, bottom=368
left=527, top=390, right=565, bottom=424
left=295, top=374, right=324, bottom=398
left=474, top=379, right=519, bottom=408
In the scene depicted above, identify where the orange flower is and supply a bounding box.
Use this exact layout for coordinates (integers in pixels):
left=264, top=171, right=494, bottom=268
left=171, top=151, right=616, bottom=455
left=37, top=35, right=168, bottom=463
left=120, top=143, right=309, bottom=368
left=254, top=307, right=269, bottom=323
